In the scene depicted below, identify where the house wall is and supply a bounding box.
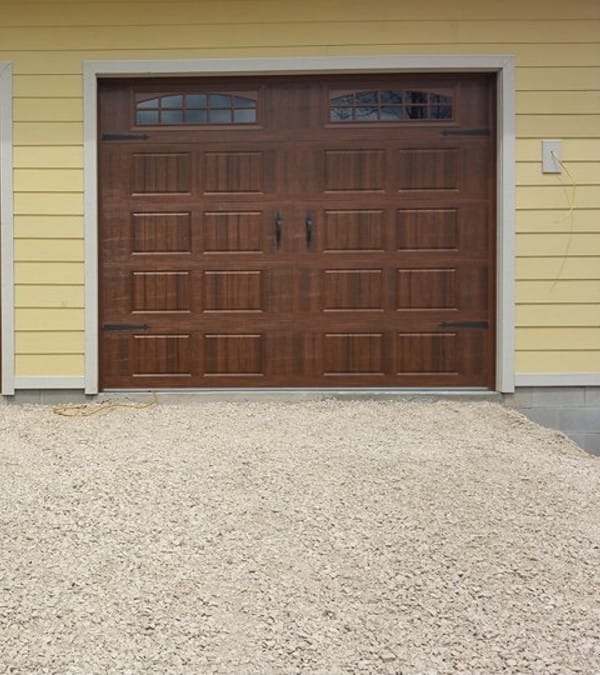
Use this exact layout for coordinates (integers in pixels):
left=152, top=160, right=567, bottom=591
left=0, top=0, right=598, bottom=386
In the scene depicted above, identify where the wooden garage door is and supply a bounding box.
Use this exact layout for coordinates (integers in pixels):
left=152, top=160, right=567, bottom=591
left=99, top=74, right=495, bottom=389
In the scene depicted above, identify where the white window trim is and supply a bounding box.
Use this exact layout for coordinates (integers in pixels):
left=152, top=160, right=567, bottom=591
left=0, top=62, right=14, bottom=395
left=83, top=55, right=516, bottom=394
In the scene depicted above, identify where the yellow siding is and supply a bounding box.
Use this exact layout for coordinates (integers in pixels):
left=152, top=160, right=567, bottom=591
left=517, top=281, right=600, bottom=304
left=16, top=332, right=84, bottom=354
left=15, top=286, right=84, bottom=308
left=14, top=170, right=84, bottom=193
left=14, top=240, right=83, bottom=262
left=13, top=147, right=84, bottom=169
left=517, top=328, right=600, bottom=351
left=1, top=0, right=598, bottom=380
left=516, top=210, right=599, bottom=233
left=516, top=306, right=599, bottom=327
left=516, top=352, right=600, bottom=372
left=15, top=309, right=84, bottom=331
left=516, top=234, right=600, bottom=257
left=15, top=263, right=84, bottom=285
left=15, top=216, right=83, bottom=239
left=15, top=355, right=84, bottom=376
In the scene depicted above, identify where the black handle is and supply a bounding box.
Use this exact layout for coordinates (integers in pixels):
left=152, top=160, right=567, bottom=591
left=275, top=212, right=282, bottom=248
left=305, top=213, right=313, bottom=247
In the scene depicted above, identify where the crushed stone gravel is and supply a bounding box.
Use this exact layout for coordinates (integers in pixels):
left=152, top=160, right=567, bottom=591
left=0, top=400, right=599, bottom=674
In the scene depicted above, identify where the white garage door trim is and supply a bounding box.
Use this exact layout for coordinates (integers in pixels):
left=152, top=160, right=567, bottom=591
left=83, top=55, right=516, bottom=394
left=0, top=62, right=14, bottom=395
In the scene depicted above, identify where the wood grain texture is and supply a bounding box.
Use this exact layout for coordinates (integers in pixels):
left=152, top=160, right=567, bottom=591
left=99, top=73, right=495, bottom=388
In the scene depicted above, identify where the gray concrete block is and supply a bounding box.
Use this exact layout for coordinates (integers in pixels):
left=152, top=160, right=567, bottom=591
left=558, top=407, right=600, bottom=433
left=503, top=388, right=533, bottom=408
left=520, top=407, right=560, bottom=430
left=584, top=387, right=600, bottom=407
left=9, top=390, right=89, bottom=405
left=39, top=390, right=90, bottom=405
left=8, top=390, right=44, bottom=404
left=531, top=386, right=586, bottom=408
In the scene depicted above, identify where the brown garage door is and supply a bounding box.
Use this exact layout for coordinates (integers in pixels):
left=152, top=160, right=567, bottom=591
left=99, top=74, right=495, bottom=389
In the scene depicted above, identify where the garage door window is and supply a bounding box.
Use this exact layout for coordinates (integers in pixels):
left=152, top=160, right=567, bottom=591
left=329, top=89, right=453, bottom=122
left=136, top=92, right=257, bottom=125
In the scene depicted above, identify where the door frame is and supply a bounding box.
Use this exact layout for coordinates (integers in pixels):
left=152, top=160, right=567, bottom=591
left=0, top=62, right=14, bottom=395
left=84, top=55, right=515, bottom=394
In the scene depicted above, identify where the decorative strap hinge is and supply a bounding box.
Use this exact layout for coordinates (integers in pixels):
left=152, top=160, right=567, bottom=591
left=439, top=320, right=489, bottom=329
left=103, top=323, right=150, bottom=331
left=102, top=133, right=150, bottom=141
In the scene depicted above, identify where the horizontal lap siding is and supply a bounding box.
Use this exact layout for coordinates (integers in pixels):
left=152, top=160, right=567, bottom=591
left=0, top=0, right=598, bottom=379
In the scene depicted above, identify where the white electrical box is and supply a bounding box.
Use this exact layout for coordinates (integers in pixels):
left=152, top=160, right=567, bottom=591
left=542, top=139, right=562, bottom=173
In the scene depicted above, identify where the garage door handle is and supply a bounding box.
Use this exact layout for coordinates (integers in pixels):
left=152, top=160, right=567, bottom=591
left=305, top=213, right=313, bottom=247
left=275, top=212, right=283, bottom=248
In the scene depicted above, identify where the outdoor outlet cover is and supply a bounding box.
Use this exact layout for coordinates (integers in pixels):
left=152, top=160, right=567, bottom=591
left=542, top=139, right=562, bottom=173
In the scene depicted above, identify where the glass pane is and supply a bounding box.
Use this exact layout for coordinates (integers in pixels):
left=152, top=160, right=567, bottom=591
left=431, top=105, right=452, bottom=119
left=209, top=94, right=231, bottom=107
left=406, top=91, right=427, bottom=104
left=184, top=109, right=208, bottom=123
left=381, top=90, right=402, bottom=104
left=136, top=110, right=159, bottom=124
left=186, top=94, right=207, bottom=107
left=381, top=106, right=405, bottom=120
left=209, top=109, right=232, bottom=123
left=355, top=106, right=378, bottom=120
left=161, top=95, right=183, bottom=108
left=161, top=109, right=183, bottom=123
left=233, top=108, right=256, bottom=123
left=331, top=94, right=354, bottom=106
left=356, top=90, right=377, bottom=104
left=137, top=98, right=158, bottom=109
left=330, top=107, right=353, bottom=121
left=406, top=105, right=426, bottom=119
left=233, top=95, right=255, bottom=108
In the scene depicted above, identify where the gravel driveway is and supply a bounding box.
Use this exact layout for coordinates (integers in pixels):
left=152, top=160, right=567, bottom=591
left=1, top=400, right=599, bottom=674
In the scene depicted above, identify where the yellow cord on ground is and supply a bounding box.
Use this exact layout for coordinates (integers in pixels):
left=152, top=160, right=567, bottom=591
left=54, top=391, right=158, bottom=417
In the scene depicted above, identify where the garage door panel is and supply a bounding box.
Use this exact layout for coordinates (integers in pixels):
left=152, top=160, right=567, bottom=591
left=203, top=333, right=264, bottom=376
left=133, top=334, right=193, bottom=377
left=132, top=152, right=192, bottom=194
left=131, top=212, right=192, bottom=254
left=396, top=208, right=458, bottom=250
left=131, top=271, right=192, bottom=314
left=396, top=332, right=458, bottom=375
left=396, top=148, right=459, bottom=191
left=202, top=151, right=264, bottom=194
left=396, top=268, right=457, bottom=309
left=202, top=270, right=265, bottom=312
left=202, top=210, right=264, bottom=253
left=322, top=269, right=385, bottom=311
left=323, top=149, right=386, bottom=192
left=322, top=210, right=386, bottom=252
left=323, top=333, right=385, bottom=376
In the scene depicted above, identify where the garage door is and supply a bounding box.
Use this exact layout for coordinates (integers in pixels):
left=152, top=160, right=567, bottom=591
left=99, top=74, right=495, bottom=389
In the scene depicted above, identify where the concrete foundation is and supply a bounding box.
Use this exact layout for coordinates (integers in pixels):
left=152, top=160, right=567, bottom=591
left=504, top=387, right=600, bottom=456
